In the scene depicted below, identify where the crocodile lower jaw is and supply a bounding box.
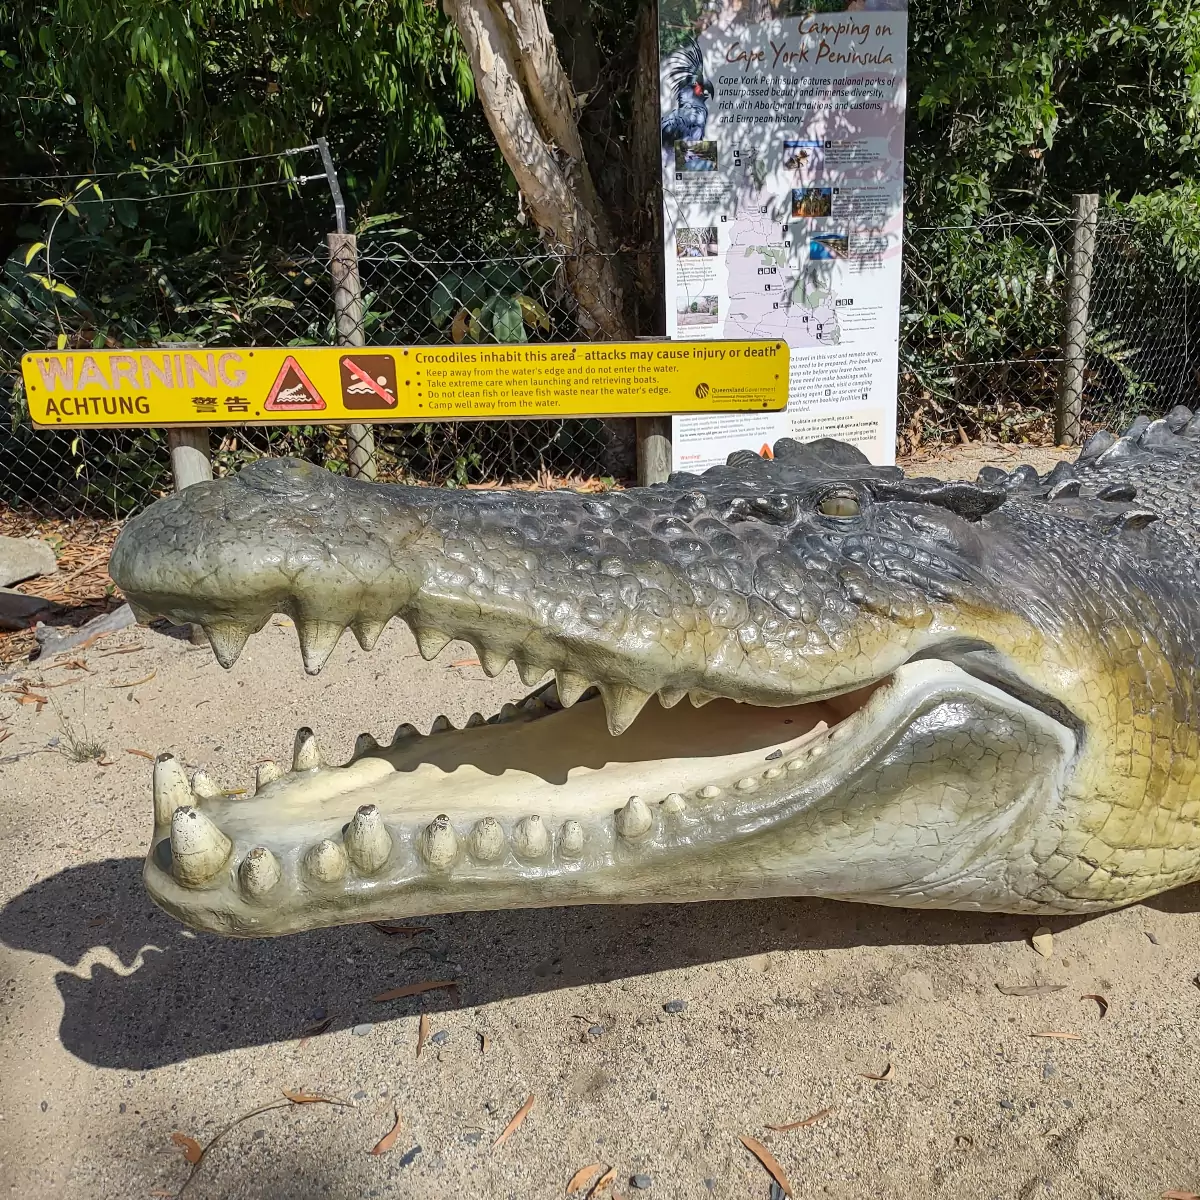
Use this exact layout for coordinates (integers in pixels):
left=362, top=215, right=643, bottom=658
left=143, top=658, right=1080, bottom=934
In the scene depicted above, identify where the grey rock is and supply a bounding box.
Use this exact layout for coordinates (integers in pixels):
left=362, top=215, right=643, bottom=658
left=587, top=1024, right=604, bottom=1038
left=630, top=1174, right=652, bottom=1189
left=430, top=1029, right=449, bottom=1045
left=397, top=1145, right=422, bottom=1168
left=662, top=999, right=687, bottom=1014
left=999, top=1098, right=1015, bottom=1110
left=0, top=536, right=57, bottom=587
left=33, top=603, right=135, bottom=656
left=461, top=1132, right=482, bottom=1145
left=770, top=1185, right=787, bottom=1200
left=0, top=589, right=58, bottom=632
left=1042, top=1061, right=1057, bottom=1079
left=352, top=1023, right=374, bottom=1037
left=352, top=1090, right=369, bottom=1101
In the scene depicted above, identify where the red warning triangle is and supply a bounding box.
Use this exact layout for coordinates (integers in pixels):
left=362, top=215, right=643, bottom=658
left=759, top=443, right=774, bottom=459
left=265, top=356, right=325, bottom=411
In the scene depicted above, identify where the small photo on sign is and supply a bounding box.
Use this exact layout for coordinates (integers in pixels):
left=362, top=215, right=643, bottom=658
left=339, top=353, right=399, bottom=410
left=676, top=294, right=719, bottom=327
left=810, top=233, right=849, bottom=261
left=676, top=227, right=719, bottom=258
left=782, top=139, right=823, bottom=172
left=791, top=187, right=833, bottom=219
left=674, top=140, right=718, bottom=172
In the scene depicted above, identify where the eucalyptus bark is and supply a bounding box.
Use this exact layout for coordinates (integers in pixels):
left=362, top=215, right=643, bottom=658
left=444, top=0, right=629, bottom=340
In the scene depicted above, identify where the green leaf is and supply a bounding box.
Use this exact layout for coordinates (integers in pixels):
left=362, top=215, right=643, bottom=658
left=24, top=242, right=46, bottom=266
left=56, top=333, right=69, bottom=350
left=52, top=281, right=78, bottom=298
left=515, top=294, right=551, bottom=332
left=36, top=198, right=64, bottom=208
left=491, top=296, right=527, bottom=343
left=430, top=273, right=459, bottom=327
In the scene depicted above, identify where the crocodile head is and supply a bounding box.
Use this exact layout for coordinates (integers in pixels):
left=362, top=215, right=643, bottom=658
left=109, top=432, right=1200, bottom=935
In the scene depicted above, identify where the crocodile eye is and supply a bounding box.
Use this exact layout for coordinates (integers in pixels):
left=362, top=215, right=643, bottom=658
left=818, top=491, right=861, bottom=519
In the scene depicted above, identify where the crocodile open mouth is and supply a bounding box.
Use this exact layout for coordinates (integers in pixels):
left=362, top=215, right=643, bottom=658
left=145, top=652, right=1079, bottom=935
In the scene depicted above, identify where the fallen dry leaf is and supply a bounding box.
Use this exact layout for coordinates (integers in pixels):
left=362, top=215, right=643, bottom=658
left=281, top=1089, right=351, bottom=1106
left=416, top=1012, right=430, bottom=1058
left=589, top=1167, right=616, bottom=1196
left=1031, top=926, right=1054, bottom=958
left=372, top=979, right=458, bottom=1003
left=738, top=1134, right=793, bottom=1197
left=996, top=983, right=1066, bottom=997
left=860, top=1063, right=894, bottom=1081
left=370, top=1109, right=404, bottom=1155
left=96, top=756, right=114, bottom=766
left=1081, top=993, right=1109, bottom=1017
left=47, top=657, right=90, bottom=672
left=371, top=923, right=432, bottom=937
left=765, top=1106, right=832, bottom=1132
left=0, top=729, right=10, bottom=744
left=567, top=1162, right=604, bottom=1193
left=1162, top=1191, right=1200, bottom=1199
left=492, top=1094, right=535, bottom=1148
left=125, top=747, right=156, bottom=761
left=107, top=669, right=156, bottom=688
left=480, top=1032, right=491, bottom=1054
left=298, top=1017, right=333, bottom=1048
left=171, top=1132, right=203, bottom=1164
left=449, top=657, right=480, bottom=668
left=1030, top=1031, right=1082, bottom=1040
left=98, top=645, right=141, bottom=657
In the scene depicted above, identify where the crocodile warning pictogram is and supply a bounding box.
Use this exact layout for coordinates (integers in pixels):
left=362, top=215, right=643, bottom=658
left=264, top=356, right=325, bottom=411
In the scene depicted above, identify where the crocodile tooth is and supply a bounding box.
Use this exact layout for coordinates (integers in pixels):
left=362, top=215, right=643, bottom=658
left=293, top=727, right=322, bottom=771
left=512, top=815, right=550, bottom=859
left=465, top=712, right=486, bottom=728
left=658, top=687, right=687, bottom=708
left=515, top=658, right=546, bottom=687
left=255, top=759, right=284, bottom=791
left=697, top=784, right=722, bottom=799
left=153, top=753, right=191, bottom=825
left=662, top=793, right=687, bottom=815
left=500, top=702, right=521, bottom=722
left=736, top=775, right=758, bottom=792
left=522, top=695, right=547, bottom=713
left=392, top=723, right=420, bottom=744
left=296, top=619, right=344, bottom=675
left=468, top=817, right=506, bottom=862
left=764, top=765, right=784, bottom=780
left=688, top=689, right=718, bottom=708
left=238, top=846, right=282, bottom=897
left=353, top=733, right=380, bottom=758
left=414, top=626, right=452, bottom=661
left=558, top=819, right=585, bottom=858
left=598, top=683, right=651, bottom=735
left=203, top=621, right=251, bottom=669
left=418, top=815, right=458, bottom=869
left=785, top=757, right=806, bottom=772
left=614, top=796, right=653, bottom=840
left=350, top=618, right=387, bottom=652
left=478, top=646, right=509, bottom=677
left=1047, top=479, right=1081, bottom=500
left=190, top=769, right=223, bottom=800
left=430, top=715, right=453, bottom=734
left=170, top=806, right=232, bottom=886
left=304, top=838, right=348, bottom=882
left=555, top=670, right=591, bottom=708
left=344, top=804, right=392, bottom=873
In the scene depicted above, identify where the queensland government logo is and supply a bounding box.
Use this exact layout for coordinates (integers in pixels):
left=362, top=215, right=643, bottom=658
left=694, top=382, right=710, bottom=399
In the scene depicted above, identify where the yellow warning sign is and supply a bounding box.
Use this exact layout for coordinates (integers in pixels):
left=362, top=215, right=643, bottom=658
left=20, top=341, right=788, bottom=428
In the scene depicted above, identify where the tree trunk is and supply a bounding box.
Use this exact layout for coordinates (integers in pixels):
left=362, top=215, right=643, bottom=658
left=444, top=0, right=630, bottom=340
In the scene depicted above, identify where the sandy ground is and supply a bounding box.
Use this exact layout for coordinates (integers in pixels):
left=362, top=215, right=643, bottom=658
left=2, top=444, right=1199, bottom=1200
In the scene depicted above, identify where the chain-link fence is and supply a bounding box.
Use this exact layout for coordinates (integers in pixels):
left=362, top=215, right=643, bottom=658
left=3, top=205, right=1196, bottom=518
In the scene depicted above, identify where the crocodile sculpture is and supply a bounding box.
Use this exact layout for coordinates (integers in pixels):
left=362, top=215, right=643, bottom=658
left=108, top=409, right=1200, bottom=936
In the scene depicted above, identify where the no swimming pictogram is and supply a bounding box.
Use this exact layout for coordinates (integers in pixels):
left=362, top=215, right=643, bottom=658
left=264, top=356, right=326, bottom=411
left=339, top=354, right=398, bottom=410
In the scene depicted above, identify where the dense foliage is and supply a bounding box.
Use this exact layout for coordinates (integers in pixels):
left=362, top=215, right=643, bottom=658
left=3, top=0, right=1200, bottom=504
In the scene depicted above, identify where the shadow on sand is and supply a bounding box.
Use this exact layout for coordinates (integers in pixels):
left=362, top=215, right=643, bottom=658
left=2, top=856, right=1195, bottom=1070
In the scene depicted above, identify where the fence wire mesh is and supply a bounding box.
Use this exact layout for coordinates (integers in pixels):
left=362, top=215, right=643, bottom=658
left=1, top=208, right=1195, bottom=519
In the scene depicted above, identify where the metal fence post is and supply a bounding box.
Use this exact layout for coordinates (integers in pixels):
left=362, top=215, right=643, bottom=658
left=167, top=427, right=212, bottom=490
left=327, top=231, right=378, bottom=480
left=1056, top=193, right=1099, bottom=445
